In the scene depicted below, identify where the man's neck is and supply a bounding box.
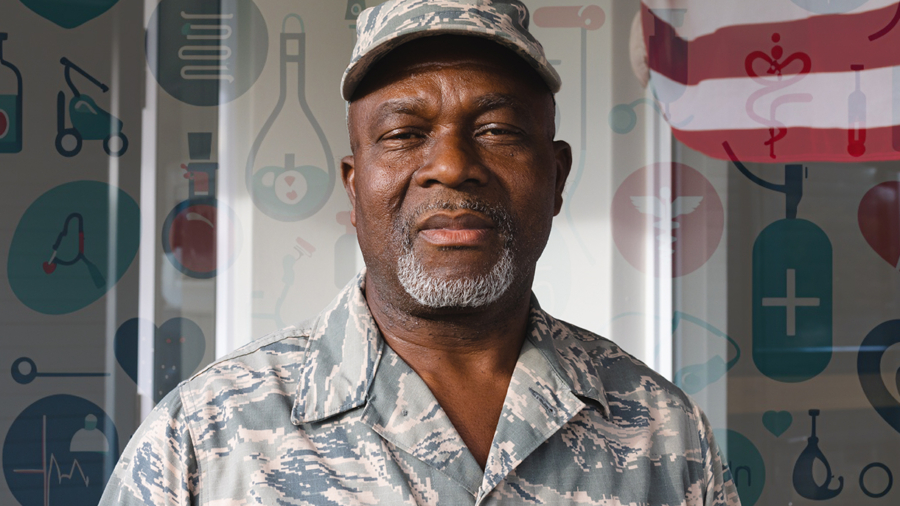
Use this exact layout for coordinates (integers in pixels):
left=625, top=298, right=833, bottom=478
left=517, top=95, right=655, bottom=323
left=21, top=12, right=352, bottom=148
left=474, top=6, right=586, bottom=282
left=363, top=273, right=533, bottom=469
left=363, top=273, right=531, bottom=380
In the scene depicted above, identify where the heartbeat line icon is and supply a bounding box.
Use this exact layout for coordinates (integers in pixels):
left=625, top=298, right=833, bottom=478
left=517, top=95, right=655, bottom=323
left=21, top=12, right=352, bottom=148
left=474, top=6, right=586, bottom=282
left=13, top=415, right=91, bottom=506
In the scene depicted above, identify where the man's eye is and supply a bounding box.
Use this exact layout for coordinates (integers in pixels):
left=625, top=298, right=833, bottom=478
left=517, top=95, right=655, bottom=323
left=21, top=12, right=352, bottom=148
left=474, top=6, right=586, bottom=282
left=477, top=125, right=522, bottom=138
left=382, top=129, right=422, bottom=141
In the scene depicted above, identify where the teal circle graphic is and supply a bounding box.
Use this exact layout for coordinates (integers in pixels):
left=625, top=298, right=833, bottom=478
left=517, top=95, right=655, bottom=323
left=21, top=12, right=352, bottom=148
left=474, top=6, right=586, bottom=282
left=608, top=103, right=638, bottom=134
left=18, top=0, right=120, bottom=29
left=714, top=429, right=765, bottom=506
left=789, top=0, right=869, bottom=14
left=7, top=181, right=140, bottom=315
left=3, top=394, right=119, bottom=506
left=146, top=0, right=268, bottom=106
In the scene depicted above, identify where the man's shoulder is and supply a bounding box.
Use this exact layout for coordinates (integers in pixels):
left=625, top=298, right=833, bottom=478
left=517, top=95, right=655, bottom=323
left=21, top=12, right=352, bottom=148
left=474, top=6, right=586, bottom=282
left=201, top=320, right=315, bottom=371
left=545, top=313, right=695, bottom=411
left=178, top=318, right=317, bottom=401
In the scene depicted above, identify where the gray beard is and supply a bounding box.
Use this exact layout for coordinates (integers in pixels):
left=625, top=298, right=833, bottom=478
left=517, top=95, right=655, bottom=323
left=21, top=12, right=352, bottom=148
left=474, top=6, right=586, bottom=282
left=394, top=199, right=516, bottom=309
left=397, top=245, right=514, bottom=308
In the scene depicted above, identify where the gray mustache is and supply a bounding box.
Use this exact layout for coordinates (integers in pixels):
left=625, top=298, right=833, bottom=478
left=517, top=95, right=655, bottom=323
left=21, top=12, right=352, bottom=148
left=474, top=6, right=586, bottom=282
left=398, top=199, right=516, bottom=248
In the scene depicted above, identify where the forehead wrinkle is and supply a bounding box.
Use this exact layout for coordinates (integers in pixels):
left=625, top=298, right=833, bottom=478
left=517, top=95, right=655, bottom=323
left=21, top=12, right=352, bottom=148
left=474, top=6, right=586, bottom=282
left=373, top=91, right=532, bottom=125
left=371, top=96, right=432, bottom=126
left=473, top=92, right=528, bottom=114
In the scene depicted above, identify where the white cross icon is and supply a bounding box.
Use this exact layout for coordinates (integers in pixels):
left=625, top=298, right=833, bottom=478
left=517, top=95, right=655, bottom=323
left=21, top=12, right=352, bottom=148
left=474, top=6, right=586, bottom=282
left=762, top=269, right=820, bottom=336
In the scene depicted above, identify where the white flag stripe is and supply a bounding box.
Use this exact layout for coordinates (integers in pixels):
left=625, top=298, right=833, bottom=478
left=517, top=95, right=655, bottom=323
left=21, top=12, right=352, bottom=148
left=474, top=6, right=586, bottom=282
left=652, top=66, right=896, bottom=131
left=643, top=0, right=897, bottom=41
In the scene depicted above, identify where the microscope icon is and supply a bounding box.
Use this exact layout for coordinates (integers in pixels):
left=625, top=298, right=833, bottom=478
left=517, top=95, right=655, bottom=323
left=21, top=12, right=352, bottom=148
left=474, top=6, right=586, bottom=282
left=793, top=409, right=844, bottom=500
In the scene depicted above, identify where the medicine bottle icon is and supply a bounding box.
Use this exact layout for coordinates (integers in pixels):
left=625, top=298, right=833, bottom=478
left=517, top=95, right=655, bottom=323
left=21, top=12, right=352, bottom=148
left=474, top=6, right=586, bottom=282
left=0, top=33, right=23, bottom=153
left=245, top=14, right=335, bottom=222
left=163, top=132, right=241, bottom=278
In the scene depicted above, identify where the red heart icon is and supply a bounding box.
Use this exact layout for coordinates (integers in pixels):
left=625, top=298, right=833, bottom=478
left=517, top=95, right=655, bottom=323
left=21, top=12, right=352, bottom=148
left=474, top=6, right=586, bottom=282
left=858, top=181, right=900, bottom=269
left=42, top=261, right=57, bottom=274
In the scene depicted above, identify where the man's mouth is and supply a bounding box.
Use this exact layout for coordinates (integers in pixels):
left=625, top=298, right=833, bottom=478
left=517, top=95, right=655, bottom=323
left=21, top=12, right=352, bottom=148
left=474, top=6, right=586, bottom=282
left=416, top=212, right=496, bottom=246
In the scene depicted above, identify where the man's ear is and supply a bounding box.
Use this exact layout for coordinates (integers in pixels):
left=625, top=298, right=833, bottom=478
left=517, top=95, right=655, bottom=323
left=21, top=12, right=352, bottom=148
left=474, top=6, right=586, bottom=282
left=552, top=140, right=573, bottom=216
left=341, top=155, right=358, bottom=226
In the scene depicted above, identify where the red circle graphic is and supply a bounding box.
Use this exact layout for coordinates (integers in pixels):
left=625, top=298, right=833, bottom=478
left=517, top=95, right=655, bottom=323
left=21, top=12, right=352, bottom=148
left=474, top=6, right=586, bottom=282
left=611, top=163, right=724, bottom=277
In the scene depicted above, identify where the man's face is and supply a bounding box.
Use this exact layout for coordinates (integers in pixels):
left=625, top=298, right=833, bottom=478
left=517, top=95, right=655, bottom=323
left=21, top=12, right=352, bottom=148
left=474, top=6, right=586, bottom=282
left=342, top=36, right=572, bottom=313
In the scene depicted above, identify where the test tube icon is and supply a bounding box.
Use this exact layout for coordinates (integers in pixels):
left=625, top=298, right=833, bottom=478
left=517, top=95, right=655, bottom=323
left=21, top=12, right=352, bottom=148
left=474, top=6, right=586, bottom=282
left=847, top=64, right=866, bottom=157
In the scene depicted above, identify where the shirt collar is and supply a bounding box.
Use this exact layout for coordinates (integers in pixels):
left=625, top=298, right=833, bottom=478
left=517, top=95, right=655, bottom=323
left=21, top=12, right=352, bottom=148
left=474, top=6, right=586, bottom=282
left=291, top=271, right=383, bottom=425
left=291, top=270, right=610, bottom=425
left=524, top=296, right=611, bottom=417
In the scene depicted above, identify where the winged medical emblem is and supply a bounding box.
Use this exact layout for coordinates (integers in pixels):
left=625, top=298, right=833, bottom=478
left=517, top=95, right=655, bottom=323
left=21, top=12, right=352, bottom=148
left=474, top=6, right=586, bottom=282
left=630, top=187, right=703, bottom=252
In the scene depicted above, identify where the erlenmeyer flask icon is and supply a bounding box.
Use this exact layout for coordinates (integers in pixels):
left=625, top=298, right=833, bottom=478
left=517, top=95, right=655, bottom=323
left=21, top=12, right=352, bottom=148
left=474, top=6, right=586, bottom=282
left=246, top=14, right=335, bottom=221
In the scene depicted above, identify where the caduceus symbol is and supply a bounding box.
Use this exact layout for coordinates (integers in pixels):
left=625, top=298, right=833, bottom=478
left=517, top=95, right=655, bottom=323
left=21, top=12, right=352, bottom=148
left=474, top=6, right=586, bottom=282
left=630, top=187, right=703, bottom=253
left=745, top=33, right=813, bottom=159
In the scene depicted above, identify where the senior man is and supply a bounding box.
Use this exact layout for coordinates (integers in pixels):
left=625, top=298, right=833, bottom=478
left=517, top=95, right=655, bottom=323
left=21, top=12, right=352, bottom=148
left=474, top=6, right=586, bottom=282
left=100, top=1, right=740, bottom=505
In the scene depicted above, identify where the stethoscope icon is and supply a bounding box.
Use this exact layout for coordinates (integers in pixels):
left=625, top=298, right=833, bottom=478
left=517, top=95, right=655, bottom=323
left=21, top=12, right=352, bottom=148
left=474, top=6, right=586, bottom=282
left=11, top=357, right=108, bottom=384
left=533, top=5, right=604, bottom=263
left=610, top=311, right=740, bottom=394
left=793, top=409, right=844, bottom=500
left=858, top=319, right=900, bottom=436
left=870, top=1, right=900, bottom=40
left=42, top=212, right=105, bottom=288
left=609, top=98, right=693, bottom=134
left=672, top=312, right=740, bottom=394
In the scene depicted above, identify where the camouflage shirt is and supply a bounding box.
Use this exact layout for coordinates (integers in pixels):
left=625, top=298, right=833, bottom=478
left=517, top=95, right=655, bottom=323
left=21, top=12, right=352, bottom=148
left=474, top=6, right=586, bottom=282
left=100, top=273, right=741, bottom=505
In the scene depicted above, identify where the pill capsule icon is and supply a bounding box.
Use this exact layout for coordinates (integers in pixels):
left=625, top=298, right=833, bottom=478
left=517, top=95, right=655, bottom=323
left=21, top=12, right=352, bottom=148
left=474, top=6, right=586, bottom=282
left=752, top=218, right=832, bottom=382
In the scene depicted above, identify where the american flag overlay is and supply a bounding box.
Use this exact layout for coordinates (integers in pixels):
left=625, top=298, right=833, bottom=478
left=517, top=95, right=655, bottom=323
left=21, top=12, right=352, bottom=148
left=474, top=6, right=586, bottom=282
left=643, top=0, right=900, bottom=162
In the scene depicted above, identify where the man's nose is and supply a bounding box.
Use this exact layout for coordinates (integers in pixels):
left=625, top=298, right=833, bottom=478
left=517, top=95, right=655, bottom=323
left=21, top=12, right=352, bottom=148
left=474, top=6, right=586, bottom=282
left=413, top=130, right=490, bottom=188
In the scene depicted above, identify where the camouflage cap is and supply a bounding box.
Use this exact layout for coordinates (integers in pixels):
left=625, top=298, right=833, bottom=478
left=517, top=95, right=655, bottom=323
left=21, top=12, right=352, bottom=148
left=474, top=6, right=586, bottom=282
left=341, top=0, right=561, bottom=101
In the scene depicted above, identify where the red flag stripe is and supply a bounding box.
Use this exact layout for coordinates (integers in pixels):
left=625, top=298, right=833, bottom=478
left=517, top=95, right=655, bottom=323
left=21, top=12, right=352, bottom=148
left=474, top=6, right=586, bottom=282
left=644, top=2, right=900, bottom=86
left=673, top=125, right=900, bottom=163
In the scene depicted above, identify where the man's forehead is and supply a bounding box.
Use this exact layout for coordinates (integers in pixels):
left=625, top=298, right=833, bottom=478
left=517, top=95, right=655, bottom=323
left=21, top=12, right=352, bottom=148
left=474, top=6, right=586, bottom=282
left=362, top=93, right=535, bottom=131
